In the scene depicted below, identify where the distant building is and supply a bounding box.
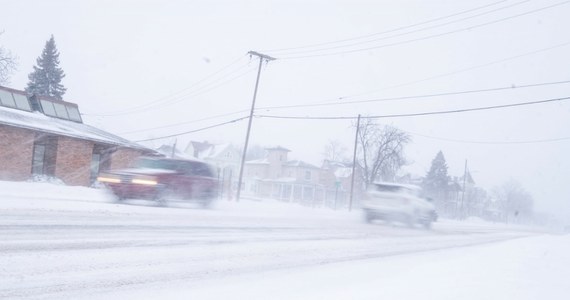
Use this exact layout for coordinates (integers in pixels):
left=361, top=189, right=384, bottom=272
left=0, top=85, right=154, bottom=186
left=319, top=160, right=353, bottom=208
left=243, top=146, right=325, bottom=205
left=184, top=141, right=241, bottom=198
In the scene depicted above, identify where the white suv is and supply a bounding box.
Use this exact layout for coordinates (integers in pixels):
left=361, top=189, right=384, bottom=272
left=362, top=182, right=437, bottom=228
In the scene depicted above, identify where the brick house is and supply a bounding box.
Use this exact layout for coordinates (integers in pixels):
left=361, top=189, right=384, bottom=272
left=0, top=85, right=154, bottom=186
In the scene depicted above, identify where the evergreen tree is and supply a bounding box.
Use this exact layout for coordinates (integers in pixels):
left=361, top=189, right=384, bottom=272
left=25, top=35, right=66, bottom=100
left=423, top=151, right=450, bottom=198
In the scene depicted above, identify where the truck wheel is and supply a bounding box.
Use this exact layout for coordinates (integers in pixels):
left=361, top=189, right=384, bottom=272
left=154, top=187, right=169, bottom=207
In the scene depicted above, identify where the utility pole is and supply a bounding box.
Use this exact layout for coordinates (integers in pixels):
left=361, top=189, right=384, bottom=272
left=235, top=51, right=275, bottom=202
left=460, top=159, right=468, bottom=219
left=171, top=139, right=177, bottom=158
left=348, top=114, right=361, bottom=211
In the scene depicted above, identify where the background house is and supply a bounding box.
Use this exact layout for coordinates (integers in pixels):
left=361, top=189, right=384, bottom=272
left=184, top=141, right=241, bottom=198
left=320, top=159, right=360, bottom=209
left=0, top=85, right=154, bottom=186
left=243, top=146, right=325, bottom=205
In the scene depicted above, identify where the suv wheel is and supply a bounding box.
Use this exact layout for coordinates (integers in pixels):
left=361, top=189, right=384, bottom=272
left=364, top=212, right=374, bottom=223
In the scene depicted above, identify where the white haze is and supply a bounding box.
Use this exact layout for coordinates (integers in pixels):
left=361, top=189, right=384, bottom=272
left=1, top=181, right=568, bottom=299
left=1, top=0, right=569, bottom=218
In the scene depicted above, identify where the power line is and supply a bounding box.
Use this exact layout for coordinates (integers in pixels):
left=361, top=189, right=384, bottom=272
left=118, top=79, right=570, bottom=136
left=144, top=65, right=256, bottom=109
left=261, top=42, right=570, bottom=111
left=118, top=109, right=250, bottom=135
left=338, top=41, right=570, bottom=100
left=271, top=0, right=531, bottom=56
left=263, top=0, right=509, bottom=53
left=134, top=116, right=249, bottom=142
left=257, top=79, right=570, bottom=111
left=86, top=65, right=256, bottom=118
left=404, top=130, right=570, bottom=144
left=276, top=1, right=570, bottom=59
left=84, top=55, right=249, bottom=117
left=255, top=96, right=570, bottom=120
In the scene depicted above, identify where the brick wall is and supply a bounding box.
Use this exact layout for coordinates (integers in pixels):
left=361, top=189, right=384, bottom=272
left=0, top=125, right=35, bottom=181
left=54, top=137, right=94, bottom=186
left=109, top=148, right=144, bottom=170
left=1, top=123, right=148, bottom=186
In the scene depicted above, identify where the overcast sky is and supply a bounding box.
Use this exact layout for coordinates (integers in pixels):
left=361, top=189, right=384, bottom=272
left=1, top=0, right=569, bottom=217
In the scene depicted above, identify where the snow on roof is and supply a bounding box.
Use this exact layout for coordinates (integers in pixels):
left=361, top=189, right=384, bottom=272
left=202, top=143, right=233, bottom=159
left=0, top=105, right=150, bottom=151
left=265, top=145, right=291, bottom=152
left=260, top=177, right=298, bottom=183
left=155, top=145, right=196, bottom=160
left=284, top=160, right=320, bottom=169
left=246, top=158, right=270, bottom=165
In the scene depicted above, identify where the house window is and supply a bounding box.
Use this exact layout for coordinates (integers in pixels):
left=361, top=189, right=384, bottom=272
left=31, top=136, right=57, bottom=176
left=31, top=144, right=46, bottom=175
left=90, top=153, right=101, bottom=183
left=305, top=170, right=311, bottom=181
left=279, top=155, right=283, bottom=161
left=226, top=152, right=232, bottom=158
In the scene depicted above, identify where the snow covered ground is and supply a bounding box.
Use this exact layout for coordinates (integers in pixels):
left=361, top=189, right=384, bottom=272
left=1, top=180, right=568, bottom=299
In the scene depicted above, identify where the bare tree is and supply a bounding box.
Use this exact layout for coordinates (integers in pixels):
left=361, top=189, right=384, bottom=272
left=492, top=180, right=533, bottom=223
left=355, top=118, right=411, bottom=187
left=322, top=139, right=349, bottom=163
left=0, top=31, right=17, bottom=85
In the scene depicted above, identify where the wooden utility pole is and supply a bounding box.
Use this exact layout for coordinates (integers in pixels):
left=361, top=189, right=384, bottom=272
left=348, top=114, right=361, bottom=211
left=235, top=51, right=275, bottom=202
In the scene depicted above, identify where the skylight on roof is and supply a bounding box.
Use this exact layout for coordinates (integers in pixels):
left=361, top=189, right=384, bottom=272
left=39, top=98, right=83, bottom=123
left=53, top=102, right=69, bottom=119
left=12, top=93, right=31, bottom=111
left=0, top=89, right=32, bottom=111
left=40, top=100, right=57, bottom=117
left=66, top=106, right=82, bottom=122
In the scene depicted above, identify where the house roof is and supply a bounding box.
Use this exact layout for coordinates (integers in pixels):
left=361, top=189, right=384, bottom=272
left=245, top=158, right=270, bottom=165
left=201, top=143, right=236, bottom=159
left=188, top=141, right=213, bottom=155
left=0, top=87, right=151, bottom=151
left=284, top=160, right=320, bottom=169
left=265, top=145, right=291, bottom=152
left=186, top=141, right=238, bottom=160
left=155, top=144, right=195, bottom=160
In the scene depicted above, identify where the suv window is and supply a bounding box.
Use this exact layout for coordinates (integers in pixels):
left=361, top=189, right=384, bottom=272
left=373, top=184, right=403, bottom=193
left=190, top=162, right=214, bottom=177
left=134, top=158, right=215, bottom=177
left=135, top=158, right=179, bottom=170
left=371, top=183, right=421, bottom=196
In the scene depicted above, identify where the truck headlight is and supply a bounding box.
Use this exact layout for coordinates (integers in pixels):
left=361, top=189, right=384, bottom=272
left=131, top=177, right=158, bottom=185
left=97, top=175, right=121, bottom=184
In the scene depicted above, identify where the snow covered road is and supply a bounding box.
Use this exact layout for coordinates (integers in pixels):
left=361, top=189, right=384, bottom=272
left=1, top=181, right=566, bottom=299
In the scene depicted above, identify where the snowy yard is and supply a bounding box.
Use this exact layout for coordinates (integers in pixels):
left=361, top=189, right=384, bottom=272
left=1, top=181, right=568, bottom=299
